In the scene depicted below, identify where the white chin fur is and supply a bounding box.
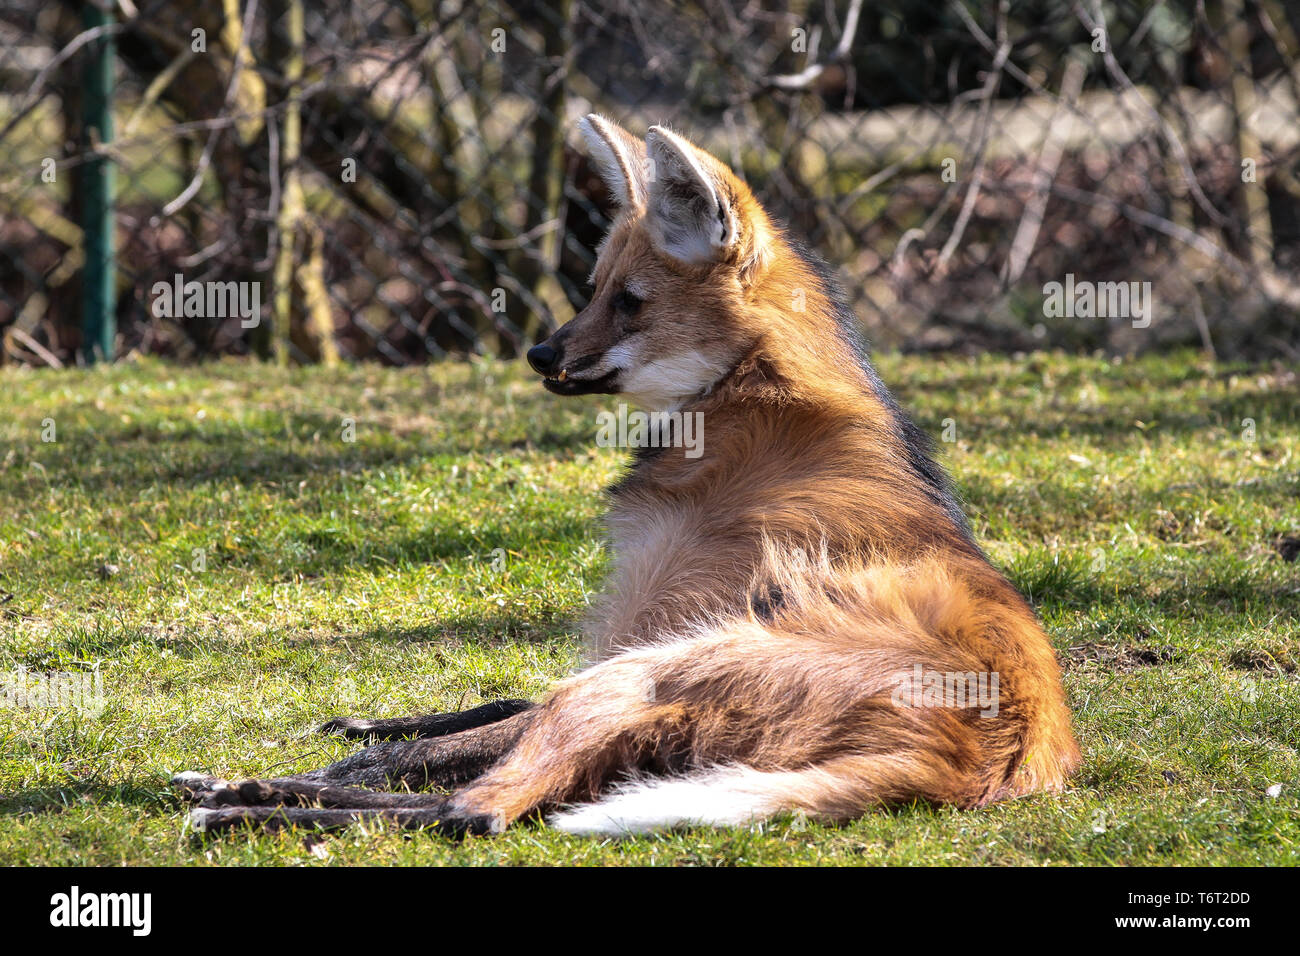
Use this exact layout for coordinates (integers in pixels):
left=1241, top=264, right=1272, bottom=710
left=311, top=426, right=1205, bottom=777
left=617, top=349, right=728, bottom=411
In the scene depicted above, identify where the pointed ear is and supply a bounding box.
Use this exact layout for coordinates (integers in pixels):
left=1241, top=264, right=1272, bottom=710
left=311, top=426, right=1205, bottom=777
left=644, top=125, right=738, bottom=265
left=578, top=114, right=647, bottom=209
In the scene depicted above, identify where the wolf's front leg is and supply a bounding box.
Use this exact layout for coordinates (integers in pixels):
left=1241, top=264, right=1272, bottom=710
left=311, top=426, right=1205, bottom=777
left=174, top=708, right=535, bottom=812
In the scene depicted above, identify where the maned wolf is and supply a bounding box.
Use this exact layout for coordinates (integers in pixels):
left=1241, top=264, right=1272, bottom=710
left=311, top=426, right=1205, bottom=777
left=176, top=115, right=1080, bottom=836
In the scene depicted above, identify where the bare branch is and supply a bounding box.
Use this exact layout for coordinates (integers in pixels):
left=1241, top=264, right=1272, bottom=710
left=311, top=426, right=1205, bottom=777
left=768, top=0, right=864, bottom=91
left=936, top=2, right=1012, bottom=275
left=1001, top=56, right=1087, bottom=285
left=0, top=21, right=127, bottom=147
left=1073, top=0, right=1231, bottom=228
left=156, top=0, right=261, bottom=222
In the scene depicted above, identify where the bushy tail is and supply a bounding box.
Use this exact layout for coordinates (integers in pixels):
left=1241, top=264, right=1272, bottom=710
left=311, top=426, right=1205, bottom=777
left=549, top=752, right=953, bottom=836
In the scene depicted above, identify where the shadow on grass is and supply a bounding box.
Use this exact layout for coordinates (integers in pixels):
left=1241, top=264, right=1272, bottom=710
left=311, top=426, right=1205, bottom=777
left=281, top=509, right=597, bottom=573
left=899, top=373, right=1297, bottom=445
left=0, top=780, right=171, bottom=816
left=960, top=471, right=1293, bottom=527
left=12, top=408, right=599, bottom=496
left=317, top=609, right=578, bottom=647
left=12, top=605, right=579, bottom=669
left=999, top=550, right=1298, bottom=618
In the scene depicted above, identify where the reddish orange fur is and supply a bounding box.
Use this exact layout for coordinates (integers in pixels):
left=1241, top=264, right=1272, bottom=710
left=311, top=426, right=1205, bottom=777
left=445, top=118, right=1080, bottom=830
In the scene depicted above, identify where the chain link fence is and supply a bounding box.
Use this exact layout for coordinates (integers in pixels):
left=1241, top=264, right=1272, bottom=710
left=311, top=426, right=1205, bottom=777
left=1, top=0, right=1298, bottom=366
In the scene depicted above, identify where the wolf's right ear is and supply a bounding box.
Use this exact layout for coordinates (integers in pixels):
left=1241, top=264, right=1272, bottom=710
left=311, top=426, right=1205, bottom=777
left=578, top=114, right=648, bottom=209
left=643, top=125, right=739, bottom=266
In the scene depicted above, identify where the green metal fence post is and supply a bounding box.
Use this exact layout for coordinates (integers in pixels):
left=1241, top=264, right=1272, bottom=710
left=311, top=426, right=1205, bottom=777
left=81, top=1, right=116, bottom=363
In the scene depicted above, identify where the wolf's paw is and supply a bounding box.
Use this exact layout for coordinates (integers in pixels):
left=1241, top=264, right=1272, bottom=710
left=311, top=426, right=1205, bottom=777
left=170, top=770, right=232, bottom=803
left=318, top=715, right=375, bottom=738
left=198, top=778, right=274, bottom=808
left=189, top=805, right=298, bottom=833
left=173, top=772, right=310, bottom=808
left=435, top=808, right=503, bottom=838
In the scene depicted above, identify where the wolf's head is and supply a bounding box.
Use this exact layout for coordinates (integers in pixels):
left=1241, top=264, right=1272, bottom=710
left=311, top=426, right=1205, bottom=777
left=527, top=115, right=784, bottom=411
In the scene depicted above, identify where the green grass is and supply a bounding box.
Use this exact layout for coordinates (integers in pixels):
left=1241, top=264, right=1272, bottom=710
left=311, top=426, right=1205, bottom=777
left=0, top=351, right=1296, bottom=865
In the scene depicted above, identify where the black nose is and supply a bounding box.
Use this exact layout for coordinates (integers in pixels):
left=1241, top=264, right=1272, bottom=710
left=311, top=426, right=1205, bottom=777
left=527, top=343, right=558, bottom=375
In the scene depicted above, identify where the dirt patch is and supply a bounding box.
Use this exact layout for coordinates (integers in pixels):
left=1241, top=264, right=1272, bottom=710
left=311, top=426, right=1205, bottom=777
left=1272, top=534, right=1300, bottom=563
left=1063, top=643, right=1178, bottom=671
left=1228, top=647, right=1297, bottom=673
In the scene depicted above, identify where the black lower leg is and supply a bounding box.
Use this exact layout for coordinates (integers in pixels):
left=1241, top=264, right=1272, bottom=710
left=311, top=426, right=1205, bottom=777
left=191, top=776, right=454, bottom=810
left=174, top=709, right=536, bottom=809
left=320, top=699, right=534, bottom=740
left=308, top=710, right=533, bottom=789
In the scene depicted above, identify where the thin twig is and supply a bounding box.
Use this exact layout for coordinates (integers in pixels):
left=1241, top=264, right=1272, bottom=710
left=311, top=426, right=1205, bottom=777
left=950, top=0, right=1090, bottom=122
left=157, top=0, right=261, bottom=222
left=122, top=47, right=196, bottom=136
left=1190, top=290, right=1217, bottom=360
left=936, top=3, right=1012, bottom=275
left=1002, top=56, right=1087, bottom=285
left=470, top=218, right=562, bottom=251
left=1073, top=0, right=1230, bottom=227
left=767, top=0, right=864, bottom=90
left=7, top=327, right=64, bottom=368
left=983, top=178, right=1300, bottom=309
left=0, top=22, right=127, bottom=147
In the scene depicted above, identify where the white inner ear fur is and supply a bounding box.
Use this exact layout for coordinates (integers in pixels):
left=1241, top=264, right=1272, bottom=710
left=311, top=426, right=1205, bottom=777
left=645, top=126, right=736, bottom=265
left=579, top=115, right=646, bottom=208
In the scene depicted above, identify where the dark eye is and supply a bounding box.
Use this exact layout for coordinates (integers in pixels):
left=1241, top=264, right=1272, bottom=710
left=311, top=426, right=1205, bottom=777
left=612, top=289, right=643, bottom=314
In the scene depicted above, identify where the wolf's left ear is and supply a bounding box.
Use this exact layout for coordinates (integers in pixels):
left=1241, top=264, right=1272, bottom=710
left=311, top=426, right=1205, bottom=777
left=644, top=125, right=738, bottom=265
left=579, top=114, right=648, bottom=209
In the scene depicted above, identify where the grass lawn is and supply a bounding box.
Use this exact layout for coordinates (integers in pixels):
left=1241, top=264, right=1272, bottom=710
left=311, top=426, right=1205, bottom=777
left=0, top=351, right=1296, bottom=866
